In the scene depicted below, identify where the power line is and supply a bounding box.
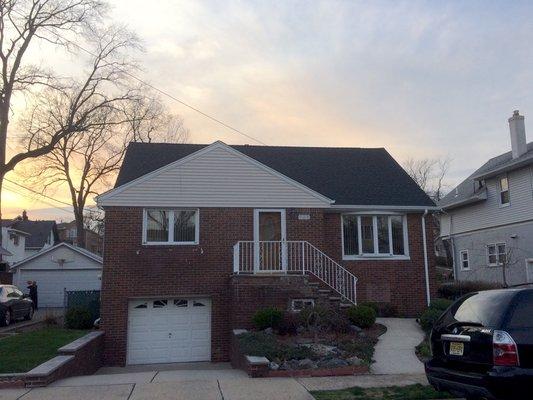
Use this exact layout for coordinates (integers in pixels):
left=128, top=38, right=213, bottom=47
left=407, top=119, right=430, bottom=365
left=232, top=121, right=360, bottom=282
left=36, top=23, right=267, bottom=146
left=3, top=182, right=73, bottom=215
left=4, top=178, right=72, bottom=207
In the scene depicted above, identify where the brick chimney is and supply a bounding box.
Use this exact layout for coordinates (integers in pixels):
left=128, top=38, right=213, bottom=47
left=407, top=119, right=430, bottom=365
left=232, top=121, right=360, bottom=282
left=509, top=110, right=527, bottom=159
left=22, top=210, right=28, bottom=221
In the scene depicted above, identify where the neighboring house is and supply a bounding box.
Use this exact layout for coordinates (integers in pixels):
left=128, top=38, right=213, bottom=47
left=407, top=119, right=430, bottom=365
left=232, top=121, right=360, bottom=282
left=10, top=242, right=102, bottom=308
left=57, top=220, right=103, bottom=255
left=439, top=111, right=533, bottom=286
left=96, top=140, right=437, bottom=366
left=0, top=220, right=30, bottom=268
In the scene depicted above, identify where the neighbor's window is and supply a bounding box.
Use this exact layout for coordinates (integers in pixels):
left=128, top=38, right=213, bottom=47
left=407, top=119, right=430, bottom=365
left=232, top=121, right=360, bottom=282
left=144, top=209, right=198, bottom=244
left=342, top=214, right=408, bottom=258
left=459, top=250, right=469, bottom=270
left=499, top=176, right=510, bottom=205
left=487, top=243, right=506, bottom=266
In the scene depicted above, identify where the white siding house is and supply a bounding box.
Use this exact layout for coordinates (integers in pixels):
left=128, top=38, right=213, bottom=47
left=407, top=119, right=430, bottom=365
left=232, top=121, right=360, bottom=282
left=439, top=111, right=533, bottom=286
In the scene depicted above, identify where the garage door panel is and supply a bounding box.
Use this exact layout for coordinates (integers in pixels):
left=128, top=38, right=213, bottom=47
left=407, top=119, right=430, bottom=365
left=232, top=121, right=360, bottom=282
left=127, top=298, right=211, bottom=365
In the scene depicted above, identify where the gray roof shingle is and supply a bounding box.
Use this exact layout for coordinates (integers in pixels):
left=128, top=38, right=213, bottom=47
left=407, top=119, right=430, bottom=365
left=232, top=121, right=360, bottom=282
left=439, top=142, right=533, bottom=209
left=114, top=142, right=435, bottom=207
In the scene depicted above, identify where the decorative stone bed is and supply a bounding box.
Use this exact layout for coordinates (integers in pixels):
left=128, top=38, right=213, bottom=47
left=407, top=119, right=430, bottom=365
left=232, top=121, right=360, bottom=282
left=231, top=323, right=386, bottom=378
left=0, top=331, right=104, bottom=388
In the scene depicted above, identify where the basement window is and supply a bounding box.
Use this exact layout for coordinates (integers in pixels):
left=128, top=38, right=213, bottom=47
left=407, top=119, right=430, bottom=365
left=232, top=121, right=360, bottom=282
left=143, top=209, right=199, bottom=245
left=342, top=214, right=408, bottom=259
left=291, top=299, right=315, bottom=312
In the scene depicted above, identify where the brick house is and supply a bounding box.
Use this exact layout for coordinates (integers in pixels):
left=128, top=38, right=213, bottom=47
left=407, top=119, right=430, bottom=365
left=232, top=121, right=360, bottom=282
left=97, top=141, right=437, bottom=366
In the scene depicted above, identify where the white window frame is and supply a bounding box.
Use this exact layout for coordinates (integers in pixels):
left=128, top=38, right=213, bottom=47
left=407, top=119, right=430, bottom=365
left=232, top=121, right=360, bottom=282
left=498, top=175, right=510, bottom=207
left=142, top=208, right=199, bottom=245
left=459, top=250, right=469, bottom=271
left=341, top=213, right=409, bottom=260
left=487, top=242, right=506, bottom=267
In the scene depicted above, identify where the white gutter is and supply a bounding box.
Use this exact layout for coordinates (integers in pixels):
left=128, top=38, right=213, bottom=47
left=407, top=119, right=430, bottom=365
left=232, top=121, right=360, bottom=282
left=422, top=209, right=431, bottom=307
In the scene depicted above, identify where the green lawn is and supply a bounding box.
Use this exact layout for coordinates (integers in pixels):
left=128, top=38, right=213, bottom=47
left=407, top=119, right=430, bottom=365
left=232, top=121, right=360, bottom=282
left=0, top=327, right=88, bottom=373
left=312, top=384, right=452, bottom=400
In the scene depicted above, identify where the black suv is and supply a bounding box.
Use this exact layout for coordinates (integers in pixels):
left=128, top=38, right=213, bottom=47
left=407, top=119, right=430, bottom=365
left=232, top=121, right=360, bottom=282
left=425, top=288, right=533, bottom=400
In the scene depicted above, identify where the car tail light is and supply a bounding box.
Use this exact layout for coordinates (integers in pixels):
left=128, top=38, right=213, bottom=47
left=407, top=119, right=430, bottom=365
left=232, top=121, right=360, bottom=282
left=493, top=330, right=519, bottom=366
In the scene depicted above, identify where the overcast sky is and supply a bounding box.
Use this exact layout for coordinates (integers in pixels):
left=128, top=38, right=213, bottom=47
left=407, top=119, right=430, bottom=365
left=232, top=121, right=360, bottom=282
left=3, top=0, right=533, bottom=220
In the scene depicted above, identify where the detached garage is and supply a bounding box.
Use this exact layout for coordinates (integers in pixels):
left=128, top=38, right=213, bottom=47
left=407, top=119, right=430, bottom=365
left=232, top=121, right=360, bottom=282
left=11, top=242, right=102, bottom=308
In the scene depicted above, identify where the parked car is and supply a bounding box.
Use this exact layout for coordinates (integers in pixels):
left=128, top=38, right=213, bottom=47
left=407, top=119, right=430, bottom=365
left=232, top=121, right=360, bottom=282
left=425, top=287, right=533, bottom=399
left=0, top=284, right=34, bottom=326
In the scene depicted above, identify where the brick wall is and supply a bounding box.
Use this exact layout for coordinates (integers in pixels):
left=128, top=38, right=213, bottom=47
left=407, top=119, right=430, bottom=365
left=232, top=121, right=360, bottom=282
left=101, top=207, right=436, bottom=366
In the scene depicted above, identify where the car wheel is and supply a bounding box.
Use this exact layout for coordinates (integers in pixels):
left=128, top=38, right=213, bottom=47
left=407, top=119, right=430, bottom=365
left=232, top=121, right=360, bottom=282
left=24, top=306, right=34, bottom=321
left=1, top=309, right=11, bottom=326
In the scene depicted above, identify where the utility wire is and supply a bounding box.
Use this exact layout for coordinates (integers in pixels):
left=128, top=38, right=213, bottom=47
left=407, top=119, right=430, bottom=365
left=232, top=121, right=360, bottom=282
left=35, top=22, right=267, bottom=146
left=4, top=178, right=73, bottom=207
left=3, top=182, right=73, bottom=215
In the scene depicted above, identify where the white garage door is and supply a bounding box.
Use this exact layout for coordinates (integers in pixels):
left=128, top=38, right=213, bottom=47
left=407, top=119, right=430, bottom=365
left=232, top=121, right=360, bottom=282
left=127, top=298, right=211, bottom=365
left=17, top=269, right=101, bottom=308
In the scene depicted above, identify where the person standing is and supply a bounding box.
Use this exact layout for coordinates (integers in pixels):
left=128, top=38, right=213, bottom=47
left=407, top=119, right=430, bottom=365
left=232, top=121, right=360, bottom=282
left=27, top=281, right=38, bottom=310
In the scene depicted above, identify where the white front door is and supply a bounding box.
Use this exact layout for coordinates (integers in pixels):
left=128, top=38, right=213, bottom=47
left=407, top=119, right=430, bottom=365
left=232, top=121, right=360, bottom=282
left=127, top=298, right=211, bottom=365
left=253, top=209, right=287, bottom=272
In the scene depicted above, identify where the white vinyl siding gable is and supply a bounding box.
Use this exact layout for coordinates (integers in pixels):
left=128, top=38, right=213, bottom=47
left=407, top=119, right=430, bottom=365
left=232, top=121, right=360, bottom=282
left=444, top=166, right=533, bottom=235
left=99, top=144, right=331, bottom=208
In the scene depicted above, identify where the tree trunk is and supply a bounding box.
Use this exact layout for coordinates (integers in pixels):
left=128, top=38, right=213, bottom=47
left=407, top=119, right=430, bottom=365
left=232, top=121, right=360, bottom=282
left=75, top=211, right=86, bottom=249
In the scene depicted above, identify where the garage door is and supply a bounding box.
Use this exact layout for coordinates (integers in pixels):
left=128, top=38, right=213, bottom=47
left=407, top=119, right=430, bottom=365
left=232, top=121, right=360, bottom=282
left=127, top=298, right=211, bottom=365
left=16, top=269, right=101, bottom=308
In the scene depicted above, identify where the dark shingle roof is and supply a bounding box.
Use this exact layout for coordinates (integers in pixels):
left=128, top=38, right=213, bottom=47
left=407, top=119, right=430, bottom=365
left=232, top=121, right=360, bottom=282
left=439, top=142, right=533, bottom=208
left=10, top=220, right=57, bottom=249
left=114, top=142, right=434, bottom=207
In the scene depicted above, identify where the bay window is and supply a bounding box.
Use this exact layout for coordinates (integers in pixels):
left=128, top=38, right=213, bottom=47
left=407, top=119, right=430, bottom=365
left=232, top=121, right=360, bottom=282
left=342, top=214, right=408, bottom=258
left=143, top=209, right=199, bottom=244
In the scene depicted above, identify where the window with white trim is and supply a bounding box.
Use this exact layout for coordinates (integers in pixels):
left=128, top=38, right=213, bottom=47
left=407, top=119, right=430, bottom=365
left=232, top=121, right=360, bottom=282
left=459, top=250, right=469, bottom=270
left=143, top=209, right=199, bottom=244
left=342, top=214, right=408, bottom=258
left=487, top=243, right=506, bottom=266
left=499, top=176, right=510, bottom=206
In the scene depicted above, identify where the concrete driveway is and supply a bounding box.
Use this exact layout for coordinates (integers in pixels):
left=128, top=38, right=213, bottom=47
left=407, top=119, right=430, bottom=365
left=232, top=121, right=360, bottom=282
left=0, top=368, right=433, bottom=400
left=0, top=368, right=315, bottom=400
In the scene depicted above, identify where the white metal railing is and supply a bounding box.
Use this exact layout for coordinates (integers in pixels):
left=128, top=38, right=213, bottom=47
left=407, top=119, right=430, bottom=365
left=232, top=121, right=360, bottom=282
left=233, top=240, right=358, bottom=305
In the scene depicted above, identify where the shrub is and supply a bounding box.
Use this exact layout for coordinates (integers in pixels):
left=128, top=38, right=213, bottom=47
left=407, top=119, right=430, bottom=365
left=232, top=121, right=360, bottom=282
left=277, top=311, right=300, bottom=335
left=438, top=280, right=502, bottom=300
left=347, top=305, right=376, bottom=328
left=429, top=298, right=453, bottom=312
left=419, top=308, right=444, bottom=333
left=252, top=307, right=283, bottom=330
left=238, top=332, right=314, bottom=361
left=359, top=301, right=397, bottom=317
left=65, top=306, right=93, bottom=330
left=297, top=305, right=350, bottom=333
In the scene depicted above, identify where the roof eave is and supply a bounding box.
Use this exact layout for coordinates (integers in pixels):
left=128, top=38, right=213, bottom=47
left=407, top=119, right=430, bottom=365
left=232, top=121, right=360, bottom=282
left=440, top=192, right=487, bottom=211
left=329, top=204, right=439, bottom=212
left=471, top=155, right=533, bottom=180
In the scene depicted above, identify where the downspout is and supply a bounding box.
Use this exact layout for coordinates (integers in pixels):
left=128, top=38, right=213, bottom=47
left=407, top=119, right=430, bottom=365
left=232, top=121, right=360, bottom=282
left=422, top=209, right=431, bottom=307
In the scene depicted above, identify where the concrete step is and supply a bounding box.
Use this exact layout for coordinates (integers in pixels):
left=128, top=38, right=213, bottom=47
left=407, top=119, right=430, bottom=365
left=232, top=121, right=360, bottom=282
left=329, top=296, right=341, bottom=301
left=339, top=303, right=352, bottom=308
left=318, top=289, right=331, bottom=293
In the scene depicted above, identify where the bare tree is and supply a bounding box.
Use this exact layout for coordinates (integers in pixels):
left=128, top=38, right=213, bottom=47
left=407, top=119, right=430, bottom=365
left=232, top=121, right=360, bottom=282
left=22, top=29, right=188, bottom=248
left=0, top=0, right=106, bottom=245
left=404, top=156, right=451, bottom=201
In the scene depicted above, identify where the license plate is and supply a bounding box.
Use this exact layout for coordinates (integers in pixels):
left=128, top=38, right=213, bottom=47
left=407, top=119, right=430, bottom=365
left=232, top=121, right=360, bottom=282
left=449, top=342, right=464, bottom=356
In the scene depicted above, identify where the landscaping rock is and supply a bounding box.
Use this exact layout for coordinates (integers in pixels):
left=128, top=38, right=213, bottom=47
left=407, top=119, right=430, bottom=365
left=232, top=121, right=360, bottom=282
left=318, top=357, right=349, bottom=368
left=349, top=324, right=362, bottom=332
left=346, top=355, right=363, bottom=366
left=296, top=326, right=306, bottom=334
left=263, top=327, right=274, bottom=335
left=301, top=343, right=337, bottom=357
left=269, top=361, right=280, bottom=370
left=297, top=358, right=317, bottom=369
left=280, top=359, right=300, bottom=370
left=358, top=331, right=366, bottom=338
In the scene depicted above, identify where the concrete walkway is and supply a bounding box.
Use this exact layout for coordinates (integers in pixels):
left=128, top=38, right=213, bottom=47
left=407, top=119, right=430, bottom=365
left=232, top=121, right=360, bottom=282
left=0, top=368, right=432, bottom=400
left=372, top=318, right=425, bottom=374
